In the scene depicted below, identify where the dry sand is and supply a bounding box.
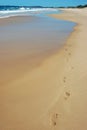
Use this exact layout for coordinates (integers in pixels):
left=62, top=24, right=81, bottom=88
left=0, top=8, right=87, bottom=130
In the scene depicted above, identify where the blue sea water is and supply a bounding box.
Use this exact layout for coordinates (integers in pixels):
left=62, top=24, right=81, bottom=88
left=0, top=5, right=59, bottom=18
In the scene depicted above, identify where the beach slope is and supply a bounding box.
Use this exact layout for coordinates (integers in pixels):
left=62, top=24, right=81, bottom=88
left=48, top=8, right=87, bottom=130
left=0, top=8, right=87, bottom=130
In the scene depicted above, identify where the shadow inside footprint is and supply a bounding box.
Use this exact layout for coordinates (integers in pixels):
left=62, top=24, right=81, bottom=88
left=66, top=92, right=70, bottom=97
left=68, top=52, right=71, bottom=56
left=65, top=48, right=68, bottom=51
left=53, top=121, right=56, bottom=126
left=64, top=92, right=70, bottom=100
left=71, top=66, right=74, bottom=70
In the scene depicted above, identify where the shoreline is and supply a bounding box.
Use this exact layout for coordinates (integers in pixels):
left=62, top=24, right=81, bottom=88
left=46, top=8, right=87, bottom=130
left=0, top=8, right=87, bottom=130
left=0, top=14, right=75, bottom=86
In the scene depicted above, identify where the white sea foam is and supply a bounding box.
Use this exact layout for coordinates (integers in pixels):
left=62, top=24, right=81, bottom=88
left=0, top=8, right=58, bottom=18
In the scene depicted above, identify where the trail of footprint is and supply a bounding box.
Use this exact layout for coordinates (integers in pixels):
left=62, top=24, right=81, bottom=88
left=63, top=45, right=73, bottom=101
left=64, top=50, right=70, bottom=63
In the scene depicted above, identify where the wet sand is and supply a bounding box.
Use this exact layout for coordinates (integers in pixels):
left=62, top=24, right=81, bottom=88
left=0, top=8, right=87, bottom=130
left=0, top=15, right=75, bottom=86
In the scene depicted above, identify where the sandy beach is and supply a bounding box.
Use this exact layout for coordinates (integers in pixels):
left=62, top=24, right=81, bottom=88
left=0, top=8, right=87, bottom=130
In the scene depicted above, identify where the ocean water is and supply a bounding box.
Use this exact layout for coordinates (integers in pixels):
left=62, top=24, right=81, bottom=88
left=0, top=6, right=59, bottom=18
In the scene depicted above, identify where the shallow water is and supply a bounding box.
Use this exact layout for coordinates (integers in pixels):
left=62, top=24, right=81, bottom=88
left=0, top=15, right=75, bottom=55
left=0, top=14, right=76, bottom=85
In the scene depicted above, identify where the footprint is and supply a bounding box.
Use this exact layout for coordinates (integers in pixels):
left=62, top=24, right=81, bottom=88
left=53, top=121, right=57, bottom=126
left=64, top=91, right=71, bottom=100
left=65, top=48, right=68, bottom=52
left=71, top=66, right=74, bottom=70
left=63, top=77, right=66, bottom=83
left=50, top=113, right=59, bottom=127
left=68, top=52, right=71, bottom=56
left=64, top=76, right=66, bottom=79
left=66, top=92, right=70, bottom=97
